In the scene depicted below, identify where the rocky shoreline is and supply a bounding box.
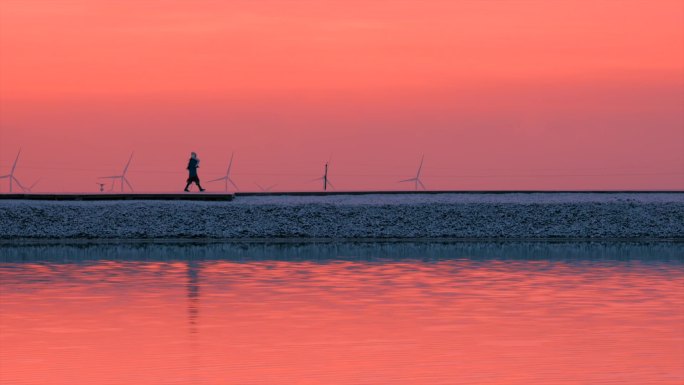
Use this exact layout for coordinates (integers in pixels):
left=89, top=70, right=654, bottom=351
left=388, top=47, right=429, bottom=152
left=2, top=193, right=683, bottom=240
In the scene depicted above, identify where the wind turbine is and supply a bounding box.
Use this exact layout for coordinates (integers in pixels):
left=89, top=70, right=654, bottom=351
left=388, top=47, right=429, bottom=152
left=99, top=152, right=134, bottom=192
left=209, top=152, right=238, bottom=192
left=312, top=161, right=334, bottom=191
left=18, top=178, right=41, bottom=193
left=399, top=155, right=426, bottom=190
left=255, top=182, right=277, bottom=192
left=0, top=149, right=27, bottom=193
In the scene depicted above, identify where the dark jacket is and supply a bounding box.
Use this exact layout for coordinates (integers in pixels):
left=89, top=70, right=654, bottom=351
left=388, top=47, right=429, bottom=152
left=187, top=158, right=199, bottom=177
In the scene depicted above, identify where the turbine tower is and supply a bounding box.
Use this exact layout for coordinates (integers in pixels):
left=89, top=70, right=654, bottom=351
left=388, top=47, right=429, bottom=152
left=312, top=161, right=334, bottom=191
left=99, top=152, right=134, bottom=192
left=399, top=155, right=425, bottom=190
left=209, top=152, right=238, bottom=192
left=0, top=149, right=27, bottom=193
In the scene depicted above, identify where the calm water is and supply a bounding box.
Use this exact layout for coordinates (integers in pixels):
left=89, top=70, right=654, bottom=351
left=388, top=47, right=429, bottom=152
left=1, top=242, right=683, bottom=385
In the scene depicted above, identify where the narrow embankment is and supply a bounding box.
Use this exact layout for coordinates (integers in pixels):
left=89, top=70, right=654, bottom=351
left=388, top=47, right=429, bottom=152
left=1, top=193, right=682, bottom=240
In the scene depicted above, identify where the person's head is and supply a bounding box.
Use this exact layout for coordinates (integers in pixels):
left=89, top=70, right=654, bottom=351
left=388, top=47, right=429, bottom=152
left=191, top=152, right=197, bottom=159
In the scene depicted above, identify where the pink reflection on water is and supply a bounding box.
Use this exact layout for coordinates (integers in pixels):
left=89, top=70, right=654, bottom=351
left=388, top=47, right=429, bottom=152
left=1, top=259, right=683, bottom=384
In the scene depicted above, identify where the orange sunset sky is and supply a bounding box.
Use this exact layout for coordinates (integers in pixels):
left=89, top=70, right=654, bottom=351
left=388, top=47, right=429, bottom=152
left=0, top=0, right=682, bottom=192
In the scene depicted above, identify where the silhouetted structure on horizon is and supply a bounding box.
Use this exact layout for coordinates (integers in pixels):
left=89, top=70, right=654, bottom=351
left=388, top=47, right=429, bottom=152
left=400, top=155, right=426, bottom=191
left=99, top=152, right=135, bottom=192
left=208, top=152, right=238, bottom=192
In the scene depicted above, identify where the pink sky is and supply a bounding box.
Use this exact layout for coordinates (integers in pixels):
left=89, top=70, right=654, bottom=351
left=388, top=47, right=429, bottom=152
left=1, top=0, right=682, bottom=192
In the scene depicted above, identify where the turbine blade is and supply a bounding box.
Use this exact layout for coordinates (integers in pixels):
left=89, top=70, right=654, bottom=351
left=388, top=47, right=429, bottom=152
left=124, top=177, right=134, bottom=192
left=418, top=180, right=426, bottom=190
left=255, top=183, right=264, bottom=191
left=29, top=178, right=41, bottom=190
left=326, top=180, right=335, bottom=190
left=208, top=176, right=227, bottom=183
left=309, top=177, right=324, bottom=183
left=99, top=176, right=121, bottom=179
left=416, top=155, right=424, bottom=177
left=13, top=176, right=27, bottom=192
left=267, top=184, right=277, bottom=191
left=228, top=178, right=239, bottom=191
left=10, top=149, right=21, bottom=174
left=226, top=152, right=234, bottom=175
left=399, top=178, right=416, bottom=183
left=123, top=152, right=134, bottom=175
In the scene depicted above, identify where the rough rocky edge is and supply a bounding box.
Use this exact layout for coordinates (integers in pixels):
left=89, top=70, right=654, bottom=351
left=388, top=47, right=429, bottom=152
left=2, top=193, right=682, bottom=240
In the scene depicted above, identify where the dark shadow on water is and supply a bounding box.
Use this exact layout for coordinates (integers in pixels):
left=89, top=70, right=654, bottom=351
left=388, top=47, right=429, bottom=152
left=186, top=259, right=200, bottom=333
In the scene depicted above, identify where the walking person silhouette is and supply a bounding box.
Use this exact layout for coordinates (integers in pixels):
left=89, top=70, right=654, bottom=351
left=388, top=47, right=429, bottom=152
left=184, top=152, right=205, bottom=192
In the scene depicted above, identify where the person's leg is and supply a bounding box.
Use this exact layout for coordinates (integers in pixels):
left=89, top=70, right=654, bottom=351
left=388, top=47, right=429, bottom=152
left=184, top=178, right=192, bottom=191
left=194, top=177, right=205, bottom=191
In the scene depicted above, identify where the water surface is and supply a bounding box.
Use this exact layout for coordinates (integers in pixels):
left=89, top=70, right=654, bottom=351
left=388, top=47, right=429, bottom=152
left=1, top=242, right=683, bottom=384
